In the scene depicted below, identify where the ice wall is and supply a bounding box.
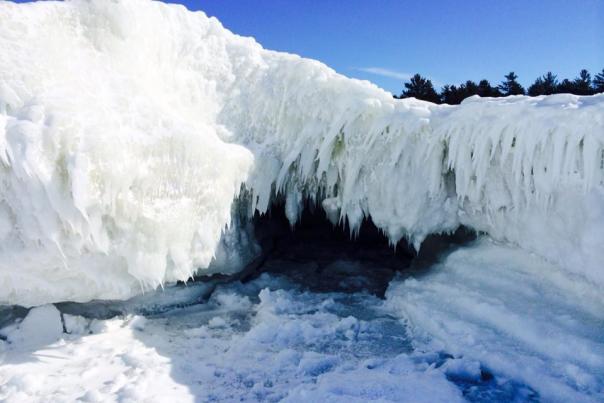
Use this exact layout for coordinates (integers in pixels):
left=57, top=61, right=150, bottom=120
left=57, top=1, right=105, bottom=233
left=0, top=0, right=603, bottom=305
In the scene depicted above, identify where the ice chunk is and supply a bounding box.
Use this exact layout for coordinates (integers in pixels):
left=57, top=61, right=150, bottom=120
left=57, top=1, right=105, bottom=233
left=3, top=305, right=63, bottom=348
left=0, top=0, right=602, bottom=305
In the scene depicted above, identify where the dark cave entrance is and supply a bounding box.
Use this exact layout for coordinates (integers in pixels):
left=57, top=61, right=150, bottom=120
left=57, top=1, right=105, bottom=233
left=48, top=201, right=475, bottom=320
left=237, top=201, right=476, bottom=297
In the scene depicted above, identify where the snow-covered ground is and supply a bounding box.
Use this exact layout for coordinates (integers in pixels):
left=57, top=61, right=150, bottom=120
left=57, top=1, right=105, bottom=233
left=1, top=238, right=603, bottom=402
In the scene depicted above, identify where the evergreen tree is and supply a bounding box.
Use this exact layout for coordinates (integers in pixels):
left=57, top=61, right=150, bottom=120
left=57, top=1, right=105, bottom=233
left=528, top=72, right=558, bottom=96
left=399, top=74, right=441, bottom=103
left=395, top=67, right=604, bottom=101
left=594, top=69, right=604, bottom=93
left=499, top=72, right=525, bottom=96
left=477, top=79, right=501, bottom=97
left=542, top=72, right=558, bottom=95
left=573, top=69, right=592, bottom=95
left=440, top=84, right=464, bottom=105
left=440, top=85, right=454, bottom=104
left=528, top=77, right=545, bottom=96
left=440, top=80, right=500, bottom=104
left=460, top=80, right=479, bottom=98
left=556, top=78, right=575, bottom=94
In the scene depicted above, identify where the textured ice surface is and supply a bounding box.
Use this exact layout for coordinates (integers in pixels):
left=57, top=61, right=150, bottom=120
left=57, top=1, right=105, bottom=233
left=0, top=275, right=459, bottom=402
left=386, top=239, right=604, bottom=402
left=2, top=1, right=603, bottom=401
left=2, top=240, right=602, bottom=402
left=1, top=0, right=604, bottom=305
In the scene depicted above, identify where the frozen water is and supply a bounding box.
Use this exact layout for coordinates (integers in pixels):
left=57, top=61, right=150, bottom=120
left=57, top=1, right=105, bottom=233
left=386, top=239, right=604, bottom=402
left=0, top=272, right=456, bottom=402
left=0, top=0, right=603, bottom=304
left=2, top=237, right=602, bottom=402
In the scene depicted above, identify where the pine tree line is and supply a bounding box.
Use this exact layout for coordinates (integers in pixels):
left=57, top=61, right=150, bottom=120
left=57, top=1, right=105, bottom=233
left=395, top=69, right=604, bottom=104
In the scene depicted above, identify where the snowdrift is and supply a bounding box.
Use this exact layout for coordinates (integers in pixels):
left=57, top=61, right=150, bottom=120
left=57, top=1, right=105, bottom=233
left=0, top=0, right=603, bottom=305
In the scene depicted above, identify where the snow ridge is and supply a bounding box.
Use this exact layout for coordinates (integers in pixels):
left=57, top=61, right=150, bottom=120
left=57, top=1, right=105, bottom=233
left=0, top=0, right=603, bottom=305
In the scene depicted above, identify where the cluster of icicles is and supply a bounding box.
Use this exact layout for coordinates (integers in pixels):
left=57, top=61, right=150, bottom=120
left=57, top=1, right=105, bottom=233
left=0, top=0, right=603, bottom=305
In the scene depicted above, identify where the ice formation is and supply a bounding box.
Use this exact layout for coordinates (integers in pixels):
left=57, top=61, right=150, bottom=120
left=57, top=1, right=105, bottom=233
left=0, top=0, right=603, bottom=305
left=386, top=240, right=604, bottom=402
left=2, top=246, right=602, bottom=401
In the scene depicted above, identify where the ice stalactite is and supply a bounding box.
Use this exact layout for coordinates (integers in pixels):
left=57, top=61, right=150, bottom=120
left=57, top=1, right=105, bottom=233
left=0, top=0, right=603, bottom=305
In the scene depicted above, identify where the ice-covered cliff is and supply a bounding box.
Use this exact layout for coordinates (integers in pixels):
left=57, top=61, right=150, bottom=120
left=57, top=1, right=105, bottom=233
left=1, top=0, right=603, bottom=305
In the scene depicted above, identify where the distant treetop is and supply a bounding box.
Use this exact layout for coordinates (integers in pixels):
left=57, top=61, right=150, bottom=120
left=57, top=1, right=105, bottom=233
left=397, top=68, right=603, bottom=104
left=395, top=74, right=440, bottom=104
left=499, top=72, right=525, bottom=96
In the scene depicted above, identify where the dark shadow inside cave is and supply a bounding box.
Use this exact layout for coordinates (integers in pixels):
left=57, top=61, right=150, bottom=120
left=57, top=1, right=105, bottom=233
left=232, top=200, right=477, bottom=297
left=54, top=200, right=477, bottom=320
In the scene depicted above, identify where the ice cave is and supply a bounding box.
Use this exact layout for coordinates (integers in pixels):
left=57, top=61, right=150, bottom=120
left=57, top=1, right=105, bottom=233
left=0, top=1, right=603, bottom=402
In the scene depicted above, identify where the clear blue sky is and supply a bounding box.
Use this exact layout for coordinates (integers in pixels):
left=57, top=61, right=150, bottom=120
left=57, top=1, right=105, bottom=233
left=169, top=0, right=603, bottom=94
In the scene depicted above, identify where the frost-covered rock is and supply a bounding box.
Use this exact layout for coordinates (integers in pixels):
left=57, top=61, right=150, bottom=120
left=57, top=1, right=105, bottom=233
left=0, top=0, right=603, bottom=305
left=2, top=305, right=63, bottom=347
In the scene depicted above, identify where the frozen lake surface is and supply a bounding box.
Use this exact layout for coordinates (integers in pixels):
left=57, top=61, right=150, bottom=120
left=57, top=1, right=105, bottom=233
left=1, top=238, right=602, bottom=402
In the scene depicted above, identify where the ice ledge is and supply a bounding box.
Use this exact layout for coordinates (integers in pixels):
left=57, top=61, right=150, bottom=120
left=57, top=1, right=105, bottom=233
left=0, top=0, right=602, bottom=305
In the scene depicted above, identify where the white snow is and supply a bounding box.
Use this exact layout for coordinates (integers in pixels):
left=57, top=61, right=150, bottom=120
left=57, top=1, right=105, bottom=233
left=2, top=1, right=603, bottom=400
left=0, top=0, right=603, bottom=307
left=2, top=242, right=603, bottom=401
left=1, top=305, right=63, bottom=348
left=385, top=239, right=604, bottom=402
left=0, top=274, right=465, bottom=403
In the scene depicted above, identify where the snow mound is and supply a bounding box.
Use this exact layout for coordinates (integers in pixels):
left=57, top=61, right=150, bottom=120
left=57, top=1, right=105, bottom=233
left=385, top=239, right=604, bottom=401
left=2, top=305, right=63, bottom=347
left=0, top=0, right=603, bottom=305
